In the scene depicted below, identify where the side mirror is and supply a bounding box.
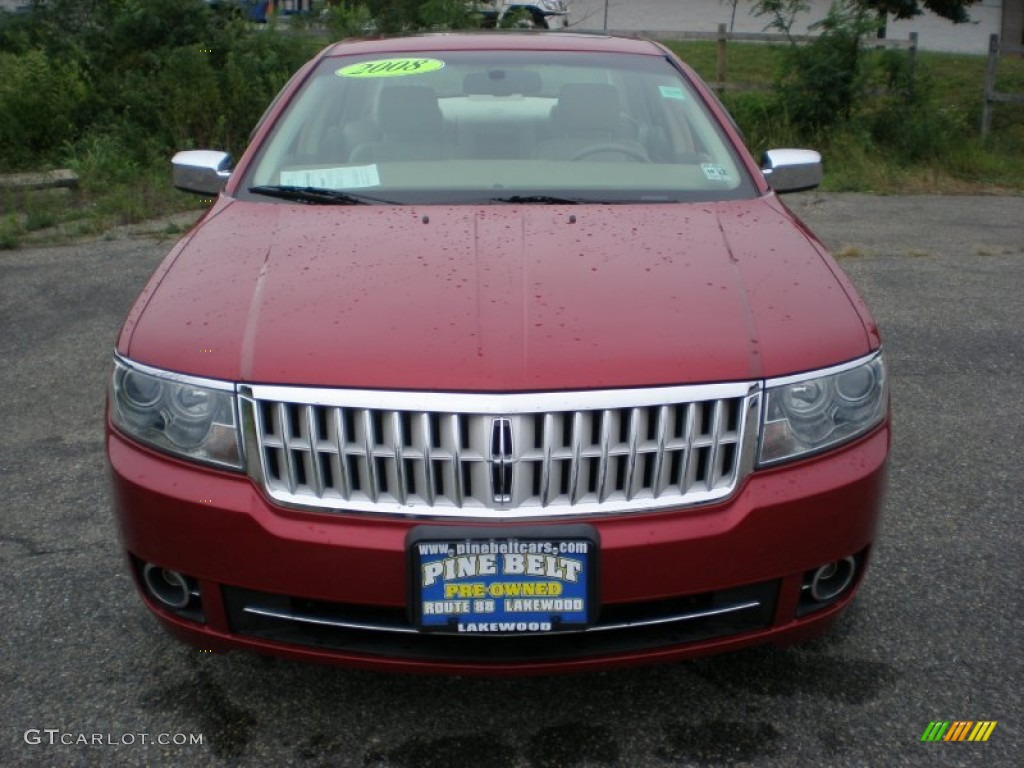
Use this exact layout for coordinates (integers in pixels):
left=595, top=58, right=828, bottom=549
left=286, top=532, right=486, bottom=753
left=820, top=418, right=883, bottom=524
left=172, top=150, right=232, bottom=196
left=761, top=149, right=822, bottom=193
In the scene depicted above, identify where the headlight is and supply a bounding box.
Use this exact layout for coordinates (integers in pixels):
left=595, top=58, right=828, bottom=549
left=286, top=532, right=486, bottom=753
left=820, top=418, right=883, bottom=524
left=759, top=352, right=887, bottom=465
left=110, top=357, right=242, bottom=469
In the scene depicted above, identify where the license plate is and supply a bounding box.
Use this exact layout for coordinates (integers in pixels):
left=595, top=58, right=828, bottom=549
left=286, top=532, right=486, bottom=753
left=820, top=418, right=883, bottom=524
left=409, top=526, right=597, bottom=635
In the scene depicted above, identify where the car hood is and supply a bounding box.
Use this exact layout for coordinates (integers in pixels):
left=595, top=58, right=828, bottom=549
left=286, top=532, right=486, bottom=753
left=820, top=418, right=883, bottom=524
left=122, top=198, right=872, bottom=390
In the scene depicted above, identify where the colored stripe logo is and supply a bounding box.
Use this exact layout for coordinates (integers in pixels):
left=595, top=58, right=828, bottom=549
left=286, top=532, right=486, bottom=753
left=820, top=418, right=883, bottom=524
left=921, top=721, right=997, bottom=742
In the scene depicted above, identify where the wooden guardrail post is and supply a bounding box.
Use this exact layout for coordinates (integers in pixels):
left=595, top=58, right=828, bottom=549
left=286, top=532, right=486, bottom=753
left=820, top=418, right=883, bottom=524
left=716, top=23, right=728, bottom=94
left=982, top=33, right=998, bottom=139
left=980, top=34, right=1024, bottom=141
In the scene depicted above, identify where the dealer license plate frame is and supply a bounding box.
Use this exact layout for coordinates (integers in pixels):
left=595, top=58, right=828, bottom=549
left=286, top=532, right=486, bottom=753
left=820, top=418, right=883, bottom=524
left=407, top=525, right=599, bottom=635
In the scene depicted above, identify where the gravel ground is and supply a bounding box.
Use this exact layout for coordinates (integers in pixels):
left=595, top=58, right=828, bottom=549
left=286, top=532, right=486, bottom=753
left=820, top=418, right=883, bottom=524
left=1, top=192, right=1022, bottom=767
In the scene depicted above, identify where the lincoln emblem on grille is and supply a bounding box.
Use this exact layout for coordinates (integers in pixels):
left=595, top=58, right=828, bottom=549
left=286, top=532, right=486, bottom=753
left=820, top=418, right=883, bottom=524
left=489, top=417, right=514, bottom=505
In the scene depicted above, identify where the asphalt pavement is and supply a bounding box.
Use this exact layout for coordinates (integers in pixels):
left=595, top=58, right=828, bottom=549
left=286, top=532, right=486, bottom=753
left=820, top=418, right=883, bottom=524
left=1, top=193, right=1022, bottom=766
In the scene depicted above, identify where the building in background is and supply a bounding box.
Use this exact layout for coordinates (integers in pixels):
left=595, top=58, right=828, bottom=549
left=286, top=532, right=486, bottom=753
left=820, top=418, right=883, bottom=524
left=0, top=1, right=1018, bottom=51
left=574, top=0, right=1017, bottom=54
left=1002, top=0, right=1024, bottom=45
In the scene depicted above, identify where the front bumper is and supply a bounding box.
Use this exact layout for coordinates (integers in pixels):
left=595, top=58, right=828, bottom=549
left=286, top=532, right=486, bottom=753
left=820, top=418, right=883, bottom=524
left=108, top=424, right=888, bottom=674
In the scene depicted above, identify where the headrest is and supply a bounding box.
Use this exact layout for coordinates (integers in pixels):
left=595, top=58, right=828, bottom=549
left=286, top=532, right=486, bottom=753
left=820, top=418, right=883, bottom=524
left=377, top=86, right=443, bottom=133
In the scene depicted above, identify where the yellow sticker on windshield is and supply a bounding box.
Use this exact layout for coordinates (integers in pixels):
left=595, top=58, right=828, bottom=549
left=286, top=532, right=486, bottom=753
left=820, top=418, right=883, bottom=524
left=336, top=58, right=445, bottom=78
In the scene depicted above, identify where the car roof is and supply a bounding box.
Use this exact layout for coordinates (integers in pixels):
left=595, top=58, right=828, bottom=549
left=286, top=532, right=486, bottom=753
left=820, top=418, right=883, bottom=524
left=321, top=32, right=665, bottom=59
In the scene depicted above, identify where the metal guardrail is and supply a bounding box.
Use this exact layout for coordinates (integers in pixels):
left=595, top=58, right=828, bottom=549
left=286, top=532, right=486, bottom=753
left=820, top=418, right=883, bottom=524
left=982, top=34, right=1024, bottom=140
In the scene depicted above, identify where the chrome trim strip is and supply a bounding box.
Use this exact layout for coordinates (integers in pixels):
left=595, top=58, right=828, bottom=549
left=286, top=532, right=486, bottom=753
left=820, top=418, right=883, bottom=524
left=569, top=411, right=584, bottom=503
left=305, top=405, right=324, bottom=497
left=243, top=606, right=419, bottom=635
left=391, top=412, right=407, bottom=505
left=597, top=409, right=613, bottom=503
left=450, top=414, right=464, bottom=507
left=708, top=399, right=723, bottom=489
left=244, top=381, right=758, bottom=412
left=245, top=487, right=746, bottom=518
left=361, top=410, right=379, bottom=503
left=652, top=404, right=669, bottom=497
left=624, top=407, right=640, bottom=501
left=585, top=600, right=762, bottom=633
left=278, top=402, right=297, bottom=494
left=764, top=350, right=882, bottom=389
left=332, top=409, right=352, bottom=499
left=113, top=354, right=235, bottom=392
left=242, top=599, right=762, bottom=637
left=540, top=412, right=553, bottom=507
left=421, top=413, right=436, bottom=506
left=240, top=381, right=762, bottom=520
left=739, top=390, right=763, bottom=480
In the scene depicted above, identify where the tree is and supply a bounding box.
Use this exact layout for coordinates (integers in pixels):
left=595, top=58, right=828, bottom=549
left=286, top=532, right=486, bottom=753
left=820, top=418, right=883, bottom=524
left=754, top=1, right=979, bottom=29
left=856, top=1, right=979, bottom=24
left=749, top=0, right=978, bottom=141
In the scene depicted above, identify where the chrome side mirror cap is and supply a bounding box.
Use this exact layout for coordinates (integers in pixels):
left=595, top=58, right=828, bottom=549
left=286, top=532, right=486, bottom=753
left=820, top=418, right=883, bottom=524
left=172, top=150, right=233, bottom=196
left=761, top=149, right=823, bottom=193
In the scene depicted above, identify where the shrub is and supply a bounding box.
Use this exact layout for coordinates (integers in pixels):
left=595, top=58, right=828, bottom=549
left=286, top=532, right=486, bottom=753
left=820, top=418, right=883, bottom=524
left=0, top=49, right=88, bottom=169
left=766, top=1, right=876, bottom=139
left=865, top=50, right=966, bottom=163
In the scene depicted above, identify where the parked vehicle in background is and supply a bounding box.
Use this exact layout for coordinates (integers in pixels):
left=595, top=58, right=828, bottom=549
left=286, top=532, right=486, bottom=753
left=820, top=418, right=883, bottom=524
left=472, top=0, right=570, bottom=29
left=206, top=0, right=312, bottom=23
left=108, top=32, right=889, bottom=674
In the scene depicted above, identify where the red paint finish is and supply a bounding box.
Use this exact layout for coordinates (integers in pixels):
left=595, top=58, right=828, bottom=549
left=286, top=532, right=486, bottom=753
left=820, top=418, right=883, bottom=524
left=122, top=199, right=868, bottom=389
left=110, top=428, right=886, bottom=606
left=108, top=425, right=887, bottom=673
left=107, top=33, right=890, bottom=672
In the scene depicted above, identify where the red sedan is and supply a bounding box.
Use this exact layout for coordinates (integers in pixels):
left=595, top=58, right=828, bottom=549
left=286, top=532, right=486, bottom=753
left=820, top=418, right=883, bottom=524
left=107, top=32, right=889, bottom=673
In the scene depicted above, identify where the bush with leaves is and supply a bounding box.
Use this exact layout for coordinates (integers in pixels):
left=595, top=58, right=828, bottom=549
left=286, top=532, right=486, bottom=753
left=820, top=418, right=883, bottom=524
left=328, top=0, right=476, bottom=33
left=754, top=0, right=974, bottom=163
left=0, top=0, right=318, bottom=172
left=0, top=49, right=89, bottom=167
left=758, top=0, right=877, bottom=139
left=866, top=49, right=966, bottom=163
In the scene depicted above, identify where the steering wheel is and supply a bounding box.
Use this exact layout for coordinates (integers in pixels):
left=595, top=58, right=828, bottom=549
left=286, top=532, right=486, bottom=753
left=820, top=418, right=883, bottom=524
left=570, top=144, right=649, bottom=162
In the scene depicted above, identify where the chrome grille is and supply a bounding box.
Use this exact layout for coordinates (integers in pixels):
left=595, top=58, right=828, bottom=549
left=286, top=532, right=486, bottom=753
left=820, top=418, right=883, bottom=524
left=241, top=384, right=760, bottom=518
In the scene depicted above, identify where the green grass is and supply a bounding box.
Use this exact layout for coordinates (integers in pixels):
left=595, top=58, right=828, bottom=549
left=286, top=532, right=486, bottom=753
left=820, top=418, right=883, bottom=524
left=0, top=159, right=204, bottom=248
left=0, top=213, right=19, bottom=249
left=666, top=39, right=787, bottom=87
left=1, top=34, right=1021, bottom=249
left=664, top=39, right=1024, bottom=194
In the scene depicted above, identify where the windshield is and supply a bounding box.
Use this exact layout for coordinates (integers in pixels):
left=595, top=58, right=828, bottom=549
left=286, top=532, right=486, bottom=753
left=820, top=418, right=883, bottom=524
left=241, top=50, right=757, bottom=204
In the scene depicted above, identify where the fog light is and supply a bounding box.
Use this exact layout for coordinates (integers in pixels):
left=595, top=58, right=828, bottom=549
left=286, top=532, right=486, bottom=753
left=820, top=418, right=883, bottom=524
left=142, top=563, right=193, bottom=610
left=809, top=557, right=856, bottom=602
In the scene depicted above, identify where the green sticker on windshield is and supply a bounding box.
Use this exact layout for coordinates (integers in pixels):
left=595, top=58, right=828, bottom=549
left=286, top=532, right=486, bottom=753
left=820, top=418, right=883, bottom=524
left=337, top=58, right=445, bottom=78
left=658, top=85, right=686, bottom=100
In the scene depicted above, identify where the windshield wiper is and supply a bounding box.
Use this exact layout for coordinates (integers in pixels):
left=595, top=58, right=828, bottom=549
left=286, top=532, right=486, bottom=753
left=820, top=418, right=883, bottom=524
left=489, top=195, right=586, bottom=205
left=248, top=185, right=396, bottom=205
